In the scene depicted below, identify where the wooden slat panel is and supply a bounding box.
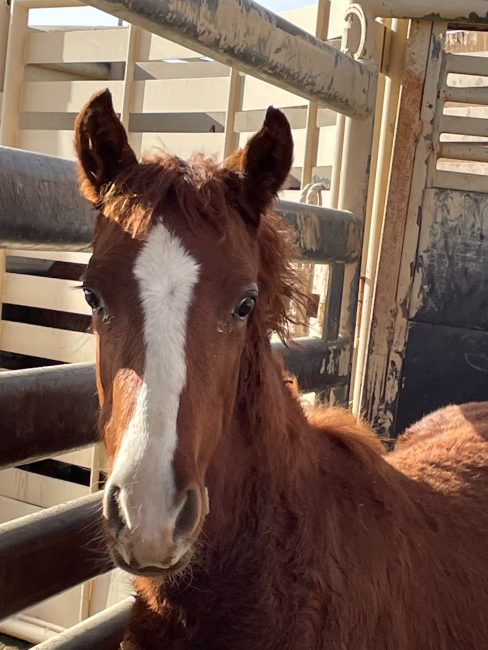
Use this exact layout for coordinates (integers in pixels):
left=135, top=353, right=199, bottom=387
left=445, top=53, right=488, bottom=77
left=132, top=78, right=230, bottom=113
left=141, top=132, right=225, bottom=159
left=137, top=60, right=230, bottom=80
left=0, top=495, right=41, bottom=525
left=7, top=250, right=91, bottom=263
left=0, top=322, right=96, bottom=363
left=4, top=274, right=90, bottom=315
left=17, top=130, right=77, bottom=159
left=21, top=78, right=230, bottom=114
left=439, top=114, right=488, bottom=137
left=146, top=33, right=201, bottom=60
left=238, top=125, right=336, bottom=168
left=242, top=77, right=305, bottom=110
left=0, top=468, right=88, bottom=509
left=25, top=28, right=129, bottom=65
left=21, top=81, right=123, bottom=113
left=57, top=447, right=95, bottom=467
left=234, top=107, right=336, bottom=133
left=129, top=111, right=225, bottom=133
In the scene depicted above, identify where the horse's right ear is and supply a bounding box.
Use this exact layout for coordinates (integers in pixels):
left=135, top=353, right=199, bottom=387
left=74, top=89, right=137, bottom=204
left=225, top=106, right=293, bottom=227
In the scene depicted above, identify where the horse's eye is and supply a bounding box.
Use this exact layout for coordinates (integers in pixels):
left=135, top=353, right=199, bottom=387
left=83, top=287, right=102, bottom=313
left=233, top=296, right=255, bottom=321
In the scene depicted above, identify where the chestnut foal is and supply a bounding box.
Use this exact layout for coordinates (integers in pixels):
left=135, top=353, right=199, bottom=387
left=75, top=89, right=488, bottom=650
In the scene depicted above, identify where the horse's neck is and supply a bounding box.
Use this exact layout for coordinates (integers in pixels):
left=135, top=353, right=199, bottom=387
left=205, top=338, right=317, bottom=544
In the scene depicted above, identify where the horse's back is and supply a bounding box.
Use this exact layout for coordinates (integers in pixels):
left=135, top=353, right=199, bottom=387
left=382, top=402, right=488, bottom=650
left=388, top=401, right=488, bottom=490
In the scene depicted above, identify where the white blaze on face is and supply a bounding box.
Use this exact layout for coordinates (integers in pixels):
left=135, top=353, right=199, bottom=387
left=106, top=222, right=200, bottom=550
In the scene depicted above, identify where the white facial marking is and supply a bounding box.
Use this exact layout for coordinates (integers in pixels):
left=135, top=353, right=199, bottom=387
left=106, top=222, right=199, bottom=564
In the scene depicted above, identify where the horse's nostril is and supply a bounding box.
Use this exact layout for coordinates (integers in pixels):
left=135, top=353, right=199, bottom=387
left=175, top=487, right=201, bottom=540
left=105, top=484, right=126, bottom=538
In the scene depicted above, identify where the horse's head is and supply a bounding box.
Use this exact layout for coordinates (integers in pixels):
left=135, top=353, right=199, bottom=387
left=75, top=89, right=294, bottom=577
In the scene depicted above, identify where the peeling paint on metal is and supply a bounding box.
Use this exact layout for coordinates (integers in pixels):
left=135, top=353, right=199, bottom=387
left=411, top=188, right=488, bottom=331
left=297, top=212, right=320, bottom=252
left=85, top=0, right=376, bottom=118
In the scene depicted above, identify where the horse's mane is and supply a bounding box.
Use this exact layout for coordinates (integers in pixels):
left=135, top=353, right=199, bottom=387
left=92, top=151, right=308, bottom=340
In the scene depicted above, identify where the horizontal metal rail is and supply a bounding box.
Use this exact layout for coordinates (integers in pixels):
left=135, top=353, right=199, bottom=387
left=0, top=147, right=93, bottom=252
left=0, top=492, right=111, bottom=621
left=439, top=142, right=488, bottom=163
left=439, top=115, right=488, bottom=138
left=0, top=146, right=361, bottom=262
left=0, top=363, right=98, bottom=470
left=274, top=336, right=352, bottom=394
left=361, top=0, right=488, bottom=22
left=275, top=201, right=362, bottom=264
left=0, top=335, right=352, bottom=469
left=83, top=0, right=375, bottom=118
left=34, top=598, right=133, bottom=650
left=443, top=85, right=488, bottom=106
left=445, top=53, right=488, bottom=77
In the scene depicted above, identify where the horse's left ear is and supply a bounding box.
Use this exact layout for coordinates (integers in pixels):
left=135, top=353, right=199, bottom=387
left=227, top=106, right=293, bottom=227
left=74, top=88, right=137, bottom=204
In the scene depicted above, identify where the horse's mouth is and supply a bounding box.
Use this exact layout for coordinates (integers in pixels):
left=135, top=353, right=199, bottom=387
left=111, top=547, right=193, bottom=578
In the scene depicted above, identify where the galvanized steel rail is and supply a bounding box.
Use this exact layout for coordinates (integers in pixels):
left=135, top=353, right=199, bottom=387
left=34, top=598, right=133, bottom=650
left=0, top=363, right=98, bottom=470
left=0, top=146, right=362, bottom=263
left=83, top=0, right=375, bottom=118
left=0, top=337, right=351, bottom=471
left=0, top=492, right=111, bottom=621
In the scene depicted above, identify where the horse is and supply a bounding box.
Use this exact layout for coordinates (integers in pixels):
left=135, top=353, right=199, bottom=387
left=74, top=88, right=488, bottom=650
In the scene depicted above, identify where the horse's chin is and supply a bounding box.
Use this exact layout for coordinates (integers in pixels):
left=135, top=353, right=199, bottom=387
left=111, top=547, right=194, bottom=578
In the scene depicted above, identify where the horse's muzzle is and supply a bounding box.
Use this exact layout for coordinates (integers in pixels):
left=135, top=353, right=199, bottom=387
left=103, top=484, right=207, bottom=575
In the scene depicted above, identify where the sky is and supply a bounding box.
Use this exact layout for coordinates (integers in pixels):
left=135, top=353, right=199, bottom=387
left=28, top=0, right=313, bottom=26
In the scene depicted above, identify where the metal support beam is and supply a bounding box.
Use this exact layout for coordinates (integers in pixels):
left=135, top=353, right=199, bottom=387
left=83, top=0, right=375, bottom=118
left=274, top=336, right=352, bottom=394
left=0, top=493, right=112, bottom=621
left=0, top=336, right=354, bottom=471
left=0, top=146, right=362, bottom=263
left=0, top=146, right=93, bottom=251
left=0, top=363, right=98, bottom=471
left=275, top=201, right=362, bottom=263
left=34, top=598, right=133, bottom=650
left=361, top=0, right=488, bottom=22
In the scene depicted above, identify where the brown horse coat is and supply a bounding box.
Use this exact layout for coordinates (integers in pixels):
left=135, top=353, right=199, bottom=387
left=73, top=89, right=488, bottom=650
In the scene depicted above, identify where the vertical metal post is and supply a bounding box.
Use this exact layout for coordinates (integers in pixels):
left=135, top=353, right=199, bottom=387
left=223, top=68, right=244, bottom=158
left=335, top=51, right=378, bottom=404
left=0, top=0, right=29, bottom=364
left=121, top=23, right=141, bottom=153
left=352, top=18, right=409, bottom=414
left=0, top=0, right=10, bottom=93
left=301, top=0, right=331, bottom=188
left=0, top=0, right=28, bottom=148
